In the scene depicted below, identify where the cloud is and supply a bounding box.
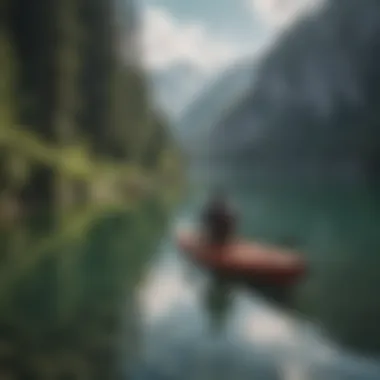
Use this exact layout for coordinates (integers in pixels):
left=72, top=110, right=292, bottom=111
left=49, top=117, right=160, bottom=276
left=248, top=0, right=326, bottom=28
left=139, top=6, right=244, bottom=72
left=139, top=6, right=252, bottom=115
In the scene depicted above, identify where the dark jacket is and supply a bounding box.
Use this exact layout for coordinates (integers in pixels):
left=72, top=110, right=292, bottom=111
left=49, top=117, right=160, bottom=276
left=202, top=199, right=235, bottom=245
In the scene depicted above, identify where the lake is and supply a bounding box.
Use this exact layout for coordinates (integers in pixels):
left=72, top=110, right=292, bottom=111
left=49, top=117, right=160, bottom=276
left=0, top=186, right=380, bottom=379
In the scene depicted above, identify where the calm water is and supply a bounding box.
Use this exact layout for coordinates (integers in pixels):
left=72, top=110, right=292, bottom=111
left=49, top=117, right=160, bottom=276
left=1, top=187, right=380, bottom=379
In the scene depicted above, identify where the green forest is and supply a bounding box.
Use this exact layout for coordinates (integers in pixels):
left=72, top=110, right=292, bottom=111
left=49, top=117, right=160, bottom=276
left=0, top=1, right=181, bottom=377
left=0, top=0, right=180, bottom=225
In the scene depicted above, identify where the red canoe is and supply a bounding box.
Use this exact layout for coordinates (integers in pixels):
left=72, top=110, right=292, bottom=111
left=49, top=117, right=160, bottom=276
left=177, top=230, right=306, bottom=286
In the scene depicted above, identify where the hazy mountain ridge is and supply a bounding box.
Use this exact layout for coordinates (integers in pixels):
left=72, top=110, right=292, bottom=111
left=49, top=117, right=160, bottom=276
left=177, top=58, right=257, bottom=155
left=189, top=0, right=380, bottom=184
left=149, top=62, right=207, bottom=117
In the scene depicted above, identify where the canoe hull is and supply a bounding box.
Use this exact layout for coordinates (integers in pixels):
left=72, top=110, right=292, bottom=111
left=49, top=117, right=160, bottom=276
left=177, top=230, right=306, bottom=286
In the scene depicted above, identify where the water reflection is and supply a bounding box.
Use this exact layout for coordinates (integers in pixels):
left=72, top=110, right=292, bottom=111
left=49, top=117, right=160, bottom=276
left=136, top=186, right=380, bottom=380
left=138, top=238, right=313, bottom=379
left=202, top=184, right=380, bottom=353
left=138, top=233, right=380, bottom=380
left=201, top=278, right=233, bottom=334
left=1, top=191, right=380, bottom=379
left=0, top=202, right=168, bottom=379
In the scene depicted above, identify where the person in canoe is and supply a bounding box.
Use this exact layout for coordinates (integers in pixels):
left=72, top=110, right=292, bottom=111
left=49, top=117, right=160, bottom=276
left=201, top=189, right=236, bottom=248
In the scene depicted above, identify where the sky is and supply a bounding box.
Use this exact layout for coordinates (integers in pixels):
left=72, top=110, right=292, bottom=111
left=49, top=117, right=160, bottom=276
left=135, top=0, right=325, bottom=117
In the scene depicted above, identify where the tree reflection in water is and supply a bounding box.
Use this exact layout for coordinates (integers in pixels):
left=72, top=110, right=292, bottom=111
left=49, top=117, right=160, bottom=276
left=0, top=200, right=169, bottom=379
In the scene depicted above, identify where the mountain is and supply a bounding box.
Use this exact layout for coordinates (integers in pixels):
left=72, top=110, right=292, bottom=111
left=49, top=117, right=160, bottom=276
left=200, top=0, right=380, bottom=185
left=148, top=62, right=207, bottom=118
left=176, top=58, right=256, bottom=155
